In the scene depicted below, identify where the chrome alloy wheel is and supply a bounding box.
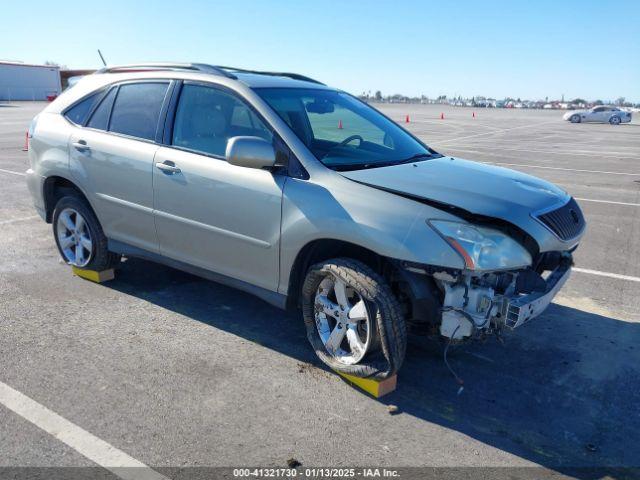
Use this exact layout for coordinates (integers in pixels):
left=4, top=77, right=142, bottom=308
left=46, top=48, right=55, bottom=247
left=313, top=275, right=373, bottom=365
left=56, top=208, right=93, bottom=267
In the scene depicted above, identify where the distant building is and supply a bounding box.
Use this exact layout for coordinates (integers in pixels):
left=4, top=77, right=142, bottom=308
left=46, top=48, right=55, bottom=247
left=60, top=69, right=96, bottom=90
left=0, top=61, right=62, bottom=100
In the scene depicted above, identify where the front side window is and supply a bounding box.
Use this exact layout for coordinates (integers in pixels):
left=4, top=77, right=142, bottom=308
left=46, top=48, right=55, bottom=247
left=172, top=84, right=272, bottom=157
left=109, top=82, right=169, bottom=140
left=256, top=88, right=440, bottom=171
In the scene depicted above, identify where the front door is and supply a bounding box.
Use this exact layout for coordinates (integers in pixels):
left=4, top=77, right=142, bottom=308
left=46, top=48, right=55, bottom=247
left=152, top=83, right=284, bottom=291
left=589, top=106, right=607, bottom=122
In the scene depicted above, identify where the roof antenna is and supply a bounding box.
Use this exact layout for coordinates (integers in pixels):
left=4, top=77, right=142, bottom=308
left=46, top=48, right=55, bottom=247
left=97, top=49, right=107, bottom=67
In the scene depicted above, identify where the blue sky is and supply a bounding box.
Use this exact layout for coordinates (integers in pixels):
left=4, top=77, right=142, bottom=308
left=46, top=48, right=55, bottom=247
left=1, top=0, right=638, bottom=102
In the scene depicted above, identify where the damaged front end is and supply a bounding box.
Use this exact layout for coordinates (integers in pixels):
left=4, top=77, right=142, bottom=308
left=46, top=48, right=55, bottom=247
left=422, top=218, right=578, bottom=341
left=434, top=252, right=572, bottom=341
left=341, top=157, right=587, bottom=345
left=393, top=217, right=577, bottom=343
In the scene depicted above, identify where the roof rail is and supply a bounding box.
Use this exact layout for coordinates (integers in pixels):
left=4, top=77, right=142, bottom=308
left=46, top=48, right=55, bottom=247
left=95, top=63, right=237, bottom=79
left=217, top=66, right=324, bottom=85
left=93, top=63, right=324, bottom=85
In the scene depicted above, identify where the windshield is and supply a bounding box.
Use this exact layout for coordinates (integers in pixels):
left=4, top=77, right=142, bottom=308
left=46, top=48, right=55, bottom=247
left=255, top=88, right=440, bottom=171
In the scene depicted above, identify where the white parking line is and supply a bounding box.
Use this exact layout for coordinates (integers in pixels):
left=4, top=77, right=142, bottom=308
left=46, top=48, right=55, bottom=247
left=0, top=167, right=25, bottom=176
left=478, top=161, right=640, bottom=177
left=574, top=197, right=640, bottom=207
left=573, top=268, right=640, bottom=283
left=0, top=215, right=38, bottom=225
left=433, top=121, right=557, bottom=144
left=0, top=380, right=169, bottom=480
left=445, top=146, right=638, bottom=160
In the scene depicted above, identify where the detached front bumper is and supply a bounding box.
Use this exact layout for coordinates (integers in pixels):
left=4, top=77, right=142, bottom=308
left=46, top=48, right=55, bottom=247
left=431, top=257, right=573, bottom=340
left=503, top=263, right=571, bottom=329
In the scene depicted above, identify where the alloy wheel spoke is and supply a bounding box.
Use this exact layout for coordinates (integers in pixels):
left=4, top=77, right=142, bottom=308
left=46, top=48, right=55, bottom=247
left=75, top=213, right=86, bottom=234
left=59, top=235, right=75, bottom=249
left=316, top=295, right=340, bottom=318
left=80, top=235, right=92, bottom=251
left=60, top=211, right=75, bottom=232
left=333, top=279, right=349, bottom=311
left=325, top=323, right=347, bottom=353
left=75, top=244, right=85, bottom=265
left=346, top=326, right=365, bottom=357
left=348, top=299, right=367, bottom=323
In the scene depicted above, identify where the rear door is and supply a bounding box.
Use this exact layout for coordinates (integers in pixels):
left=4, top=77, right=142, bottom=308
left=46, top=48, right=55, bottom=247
left=152, top=82, right=285, bottom=291
left=69, top=81, right=171, bottom=252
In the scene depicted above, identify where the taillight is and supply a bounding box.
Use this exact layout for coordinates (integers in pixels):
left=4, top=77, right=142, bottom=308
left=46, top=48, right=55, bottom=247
left=25, top=115, right=39, bottom=152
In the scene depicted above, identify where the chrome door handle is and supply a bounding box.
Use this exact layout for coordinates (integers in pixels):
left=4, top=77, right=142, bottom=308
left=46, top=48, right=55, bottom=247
left=155, top=162, right=181, bottom=174
left=72, top=141, right=90, bottom=151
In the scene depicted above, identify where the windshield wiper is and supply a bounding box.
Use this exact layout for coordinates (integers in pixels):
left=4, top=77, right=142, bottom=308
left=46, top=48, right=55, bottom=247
left=332, top=163, right=389, bottom=171
left=332, top=152, right=441, bottom=171
left=396, top=152, right=441, bottom=164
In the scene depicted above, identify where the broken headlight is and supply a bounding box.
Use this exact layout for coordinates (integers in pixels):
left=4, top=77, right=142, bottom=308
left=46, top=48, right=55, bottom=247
left=429, top=220, right=532, bottom=271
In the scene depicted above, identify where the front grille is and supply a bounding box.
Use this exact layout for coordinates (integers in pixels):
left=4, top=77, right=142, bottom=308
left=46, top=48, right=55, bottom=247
left=536, top=197, right=585, bottom=241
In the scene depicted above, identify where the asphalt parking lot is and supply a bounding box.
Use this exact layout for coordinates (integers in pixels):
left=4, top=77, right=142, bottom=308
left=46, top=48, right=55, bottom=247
left=1, top=102, right=639, bottom=477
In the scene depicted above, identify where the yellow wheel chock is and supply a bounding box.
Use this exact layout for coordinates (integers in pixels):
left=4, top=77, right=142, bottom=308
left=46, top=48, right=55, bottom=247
left=71, top=266, right=115, bottom=283
left=335, top=371, right=397, bottom=397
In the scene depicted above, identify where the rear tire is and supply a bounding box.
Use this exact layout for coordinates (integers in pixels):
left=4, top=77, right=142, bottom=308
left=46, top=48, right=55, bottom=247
left=301, top=258, right=406, bottom=379
left=570, top=114, right=581, bottom=123
left=53, top=195, right=120, bottom=271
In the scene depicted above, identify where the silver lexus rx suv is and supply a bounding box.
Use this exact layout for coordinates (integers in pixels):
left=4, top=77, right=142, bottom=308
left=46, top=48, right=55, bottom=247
left=26, top=63, right=586, bottom=379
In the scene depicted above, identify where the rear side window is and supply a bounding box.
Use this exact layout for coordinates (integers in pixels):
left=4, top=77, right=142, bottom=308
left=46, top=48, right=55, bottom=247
left=109, top=83, right=169, bottom=141
left=87, top=88, right=117, bottom=130
left=64, top=93, right=101, bottom=125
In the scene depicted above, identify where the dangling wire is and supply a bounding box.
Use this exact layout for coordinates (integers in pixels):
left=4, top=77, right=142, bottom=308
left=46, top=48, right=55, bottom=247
left=444, top=325, right=465, bottom=395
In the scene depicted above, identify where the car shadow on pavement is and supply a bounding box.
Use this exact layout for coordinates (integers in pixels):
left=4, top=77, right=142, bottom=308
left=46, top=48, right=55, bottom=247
left=107, top=257, right=639, bottom=479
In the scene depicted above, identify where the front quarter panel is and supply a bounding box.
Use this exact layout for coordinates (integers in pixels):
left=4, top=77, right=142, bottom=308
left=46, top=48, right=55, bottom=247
left=278, top=173, right=465, bottom=294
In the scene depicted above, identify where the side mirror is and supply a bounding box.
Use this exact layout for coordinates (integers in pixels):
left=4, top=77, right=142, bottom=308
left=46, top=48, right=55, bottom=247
left=226, top=136, right=276, bottom=170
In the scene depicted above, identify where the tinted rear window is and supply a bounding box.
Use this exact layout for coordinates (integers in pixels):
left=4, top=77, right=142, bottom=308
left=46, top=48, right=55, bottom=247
left=64, top=93, right=101, bottom=125
left=87, top=88, right=116, bottom=130
left=109, top=83, right=169, bottom=140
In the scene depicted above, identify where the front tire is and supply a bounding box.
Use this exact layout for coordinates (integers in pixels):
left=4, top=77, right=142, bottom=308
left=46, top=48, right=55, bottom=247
left=609, top=116, right=621, bottom=125
left=570, top=114, right=581, bottom=123
left=53, top=195, right=120, bottom=271
left=301, top=258, right=406, bottom=379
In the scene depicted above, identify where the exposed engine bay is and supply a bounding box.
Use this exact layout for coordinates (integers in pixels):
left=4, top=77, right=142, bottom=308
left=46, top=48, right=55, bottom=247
left=433, top=251, right=573, bottom=341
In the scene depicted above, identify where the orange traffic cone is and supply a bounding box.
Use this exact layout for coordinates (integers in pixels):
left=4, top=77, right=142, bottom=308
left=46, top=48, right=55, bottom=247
left=22, top=132, right=29, bottom=152
left=338, top=120, right=343, bottom=129
left=405, top=115, right=410, bottom=123
left=440, top=112, right=444, bottom=120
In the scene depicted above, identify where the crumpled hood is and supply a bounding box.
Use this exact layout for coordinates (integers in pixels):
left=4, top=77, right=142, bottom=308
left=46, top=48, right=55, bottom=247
left=340, top=157, right=569, bottom=240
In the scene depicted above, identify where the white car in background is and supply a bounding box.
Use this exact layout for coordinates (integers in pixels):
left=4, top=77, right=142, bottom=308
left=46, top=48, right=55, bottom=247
left=563, top=106, right=632, bottom=125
